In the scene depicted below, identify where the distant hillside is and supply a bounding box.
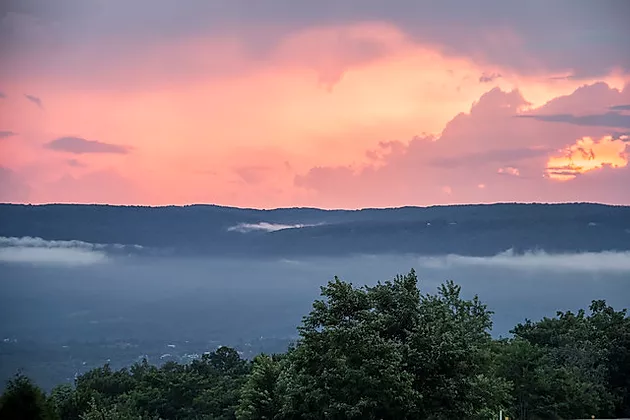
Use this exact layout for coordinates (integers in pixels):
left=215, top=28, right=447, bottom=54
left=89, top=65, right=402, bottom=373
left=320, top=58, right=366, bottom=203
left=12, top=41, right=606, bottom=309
left=1, top=203, right=629, bottom=257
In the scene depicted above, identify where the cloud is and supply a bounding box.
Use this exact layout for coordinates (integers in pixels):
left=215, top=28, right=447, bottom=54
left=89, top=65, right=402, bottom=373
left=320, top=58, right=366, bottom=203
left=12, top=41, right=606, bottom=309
left=0, top=130, right=17, bottom=139
left=0, top=236, right=145, bottom=265
left=0, top=247, right=109, bottom=265
left=295, top=82, right=630, bottom=208
left=0, top=236, right=108, bottom=266
left=535, top=82, right=626, bottom=114
left=24, top=94, right=43, bottom=109
left=479, top=72, right=501, bottom=83
left=518, top=111, right=630, bottom=128
left=0, top=92, right=5, bottom=99
left=417, top=249, right=630, bottom=273
left=227, top=222, right=318, bottom=233
left=544, top=135, right=628, bottom=180
left=610, top=104, right=630, bottom=111
left=0, top=236, right=142, bottom=250
left=0, top=236, right=105, bottom=249
left=2, top=5, right=629, bottom=209
left=497, top=167, right=520, bottom=177
left=44, top=136, right=130, bottom=154
left=2, top=0, right=629, bottom=81
left=430, top=147, right=551, bottom=168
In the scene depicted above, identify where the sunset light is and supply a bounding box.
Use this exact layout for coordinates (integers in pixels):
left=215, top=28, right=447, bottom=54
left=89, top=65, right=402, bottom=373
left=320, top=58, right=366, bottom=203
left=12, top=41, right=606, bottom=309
left=1, top=1, right=629, bottom=207
left=546, top=136, right=629, bottom=181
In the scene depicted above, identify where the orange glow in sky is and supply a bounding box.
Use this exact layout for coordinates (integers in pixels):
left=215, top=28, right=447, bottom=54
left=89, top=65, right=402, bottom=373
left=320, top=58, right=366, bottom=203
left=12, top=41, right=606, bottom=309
left=546, top=136, right=629, bottom=181
left=1, top=13, right=630, bottom=207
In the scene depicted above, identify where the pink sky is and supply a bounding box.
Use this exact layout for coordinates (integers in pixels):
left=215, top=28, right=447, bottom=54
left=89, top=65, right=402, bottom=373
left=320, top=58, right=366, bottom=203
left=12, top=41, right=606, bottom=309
left=1, top=1, right=629, bottom=208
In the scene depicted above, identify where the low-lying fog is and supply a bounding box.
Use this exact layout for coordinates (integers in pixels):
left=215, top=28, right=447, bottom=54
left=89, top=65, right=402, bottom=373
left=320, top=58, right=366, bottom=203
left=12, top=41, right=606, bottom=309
left=2, top=237, right=630, bottom=343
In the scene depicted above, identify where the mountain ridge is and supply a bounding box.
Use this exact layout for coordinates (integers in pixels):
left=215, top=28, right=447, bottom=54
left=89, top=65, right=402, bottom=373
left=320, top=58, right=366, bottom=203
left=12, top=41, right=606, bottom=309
left=1, top=202, right=629, bottom=257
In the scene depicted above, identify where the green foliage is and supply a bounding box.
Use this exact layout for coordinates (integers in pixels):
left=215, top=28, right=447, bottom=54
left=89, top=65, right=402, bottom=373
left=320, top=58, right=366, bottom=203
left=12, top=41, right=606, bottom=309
left=2, top=270, right=629, bottom=420
left=43, top=348, right=251, bottom=420
left=506, top=299, right=630, bottom=419
left=279, top=271, right=511, bottom=419
left=78, top=397, right=143, bottom=420
left=49, top=384, right=82, bottom=420
left=0, top=373, right=57, bottom=420
left=236, top=354, right=284, bottom=420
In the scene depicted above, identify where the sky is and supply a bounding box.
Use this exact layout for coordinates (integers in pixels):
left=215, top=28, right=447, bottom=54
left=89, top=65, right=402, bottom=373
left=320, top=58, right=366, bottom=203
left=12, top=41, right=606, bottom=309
left=1, top=0, right=630, bottom=209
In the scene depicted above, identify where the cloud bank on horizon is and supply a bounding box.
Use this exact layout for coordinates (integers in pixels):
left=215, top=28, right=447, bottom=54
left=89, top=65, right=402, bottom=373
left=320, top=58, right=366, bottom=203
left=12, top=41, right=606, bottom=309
left=3, top=233, right=630, bottom=274
left=0, top=0, right=629, bottom=208
left=417, top=250, right=630, bottom=274
left=0, top=236, right=109, bottom=265
left=0, top=236, right=145, bottom=265
left=227, top=222, right=320, bottom=233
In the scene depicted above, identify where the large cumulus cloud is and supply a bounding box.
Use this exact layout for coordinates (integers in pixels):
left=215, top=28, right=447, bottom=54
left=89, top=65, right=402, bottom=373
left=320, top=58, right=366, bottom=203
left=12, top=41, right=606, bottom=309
left=295, top=82, right=630, bottom=208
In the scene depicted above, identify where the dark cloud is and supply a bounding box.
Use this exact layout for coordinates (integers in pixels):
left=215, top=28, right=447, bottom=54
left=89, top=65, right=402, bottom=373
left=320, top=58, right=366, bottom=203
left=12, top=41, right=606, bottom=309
left=1, top=0, right=628, bottom=80
left=0, top=131, right=18, bottom=139
left=479, top=72, right=501, bottom=83
left=0, top=92, right=6, bottom=99
left=610, top=104, right=630, bottom=112
left=24, top=94, right=43, bottom=109
left=44, top=136, right=130, bottom=154
left=545, top=164, right=583, bottom=179
left=518, top=111, right=630, bottom=129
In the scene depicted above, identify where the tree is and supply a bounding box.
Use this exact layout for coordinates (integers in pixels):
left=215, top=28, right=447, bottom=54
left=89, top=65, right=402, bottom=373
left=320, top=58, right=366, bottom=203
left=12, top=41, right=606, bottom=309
left=49, top=384, right=81, bottom=420
left=588, top=300, right=630, bottom=417
left=408, top=280, right=512, bottom=419
left=495, top=337, right=605, bottom=419
left=78, top=398, right=142, bottom=420
left=505, top=299, right=630, bottom=419
left=0, top=373, right=57, bottom=420
left=236, top=354, right=284, bottom=420
left=190, top=347, right=251, bottom=419
left=280, top=270, right=511, bottom=419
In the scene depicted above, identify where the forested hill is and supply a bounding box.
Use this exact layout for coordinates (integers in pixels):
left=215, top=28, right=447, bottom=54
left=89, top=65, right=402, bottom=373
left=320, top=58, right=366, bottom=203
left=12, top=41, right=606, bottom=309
left=1, top=202, right=630, bottom=257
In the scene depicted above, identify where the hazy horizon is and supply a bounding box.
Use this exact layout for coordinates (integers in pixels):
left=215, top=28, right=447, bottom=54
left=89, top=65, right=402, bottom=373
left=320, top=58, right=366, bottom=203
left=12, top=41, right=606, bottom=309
left=2, top=234, right=629, bottom=338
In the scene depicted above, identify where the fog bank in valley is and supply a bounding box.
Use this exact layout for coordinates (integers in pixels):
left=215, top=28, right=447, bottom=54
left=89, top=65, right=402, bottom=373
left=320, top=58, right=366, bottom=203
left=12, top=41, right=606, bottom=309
left=1, top=237, right=629, bottom=343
